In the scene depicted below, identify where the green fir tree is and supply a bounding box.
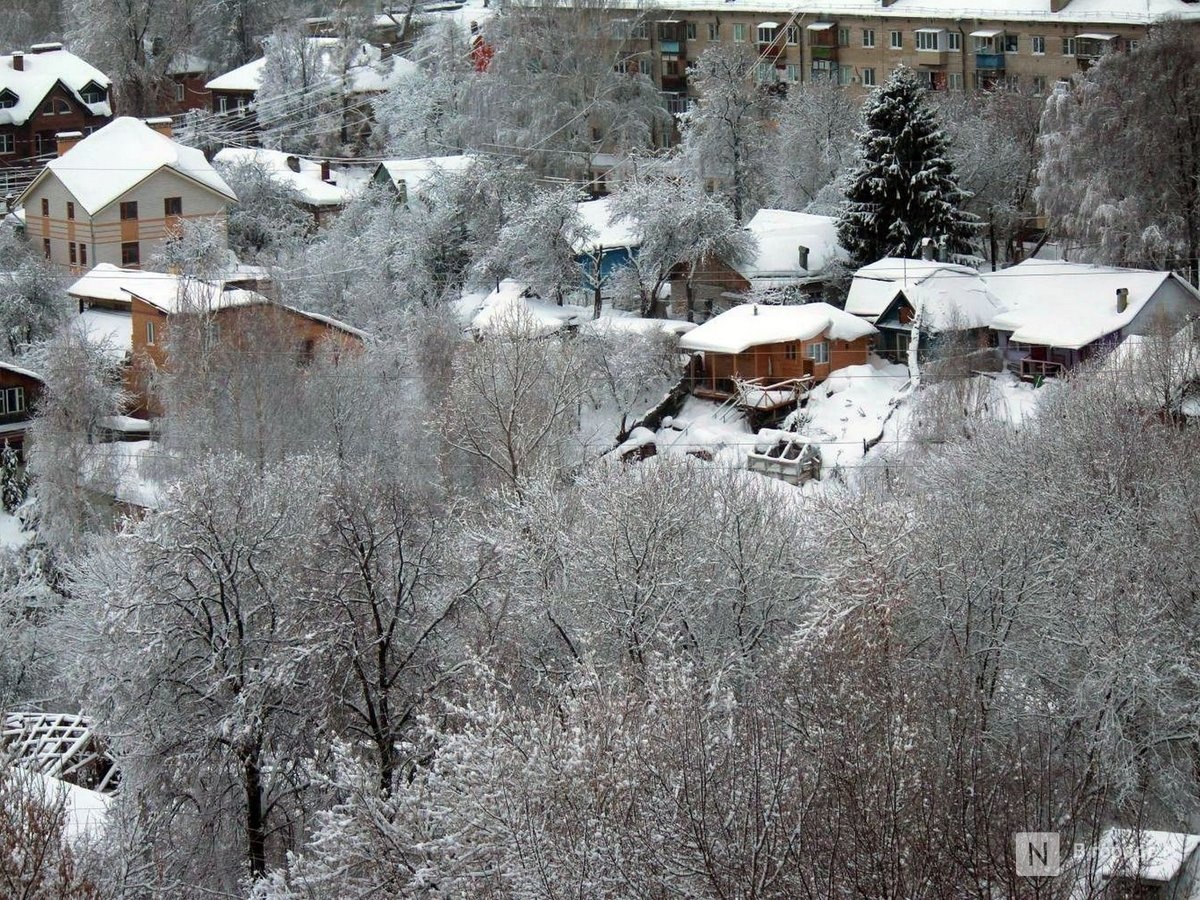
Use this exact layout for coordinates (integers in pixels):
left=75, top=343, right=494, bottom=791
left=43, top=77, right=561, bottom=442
left=838, top=66, right=977, bottom=267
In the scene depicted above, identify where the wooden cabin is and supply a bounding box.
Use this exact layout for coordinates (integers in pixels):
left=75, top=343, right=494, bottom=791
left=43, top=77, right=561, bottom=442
left=0, top=361, right=43, bottom=456
left=679, top=302, right=877, bottom=400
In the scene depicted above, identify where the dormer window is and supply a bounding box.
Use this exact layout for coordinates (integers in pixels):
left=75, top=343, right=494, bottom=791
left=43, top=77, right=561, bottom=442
left=54, top=98, right=70, bottom=114
left=79, top=82, right=106, bottom=104
left=0, top=90, right=16, bottom=110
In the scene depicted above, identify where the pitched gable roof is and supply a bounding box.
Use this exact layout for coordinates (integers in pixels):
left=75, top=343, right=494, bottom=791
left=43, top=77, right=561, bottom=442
left=21, top=117, right=236, bottom=215
left=738, top=209, right=845, bottom=286
left=0, top=46, right=111, bottom=127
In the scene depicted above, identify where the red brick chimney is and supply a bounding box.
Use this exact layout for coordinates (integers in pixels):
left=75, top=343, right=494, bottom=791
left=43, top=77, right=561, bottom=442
left=145, top=116, right=173, bottom=138
left=11, top=52, right=23, bottom=72
left=320, top=159, right=332, bottom=183
left=56, top=130, right=82, bottom=155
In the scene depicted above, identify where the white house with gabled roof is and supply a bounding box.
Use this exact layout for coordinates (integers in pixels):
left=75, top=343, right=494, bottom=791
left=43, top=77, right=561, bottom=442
left=982, top=259, right=1200, bottom=379
left=18, top=116, right=237, bottom=274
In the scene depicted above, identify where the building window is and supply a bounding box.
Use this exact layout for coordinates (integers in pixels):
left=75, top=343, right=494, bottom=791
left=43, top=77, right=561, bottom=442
left=0, top=387, right=26, bottom=416
left=863, top=28, right=875, bottom=48
left=838, top=27, right=850, bottom=47
left=218, top=96, right=228, bottom=113
left=40, top=199, right=48, bottom=216
left=1063, top=37, right=1076, bottom=56
left=862, top=67, right=876, bottom=86
left=121, top=241, right=140, bottom=266
left=69, top=242, right=76, bottom=264
left=40, top=100, right=53, bottom=115
left=120, top=201, right=138, bottom=220
left=756, top=25, right=777, bottom=45
left=733, top=24, right=747, bottom=43
left=786, top=64, right=798, bottom=82
left=785, top=343, right=797, bottom=360
left=707, top=22, right=719, bottom=41
left=806, top=341, right=829, bottom=364
left=0, top=134, right=11, bottom=154
left=80, top=82, right=105, bottom=104
left=631, top=21, right=648, bottom=39
left=890, top=30, right=902, bottom=49
left=838, top=64, right=853, bottom=85
left=948, top=72, right=964, bottom=90
left=1031, top=35, right=1045, bottom=54
left=947, top=32, right=961, bottom=51
left=786, top=25, right=799, bottom=45
left=66, top=201, right=74, bottom=219
left=685, top=22, right=696, bottom=40
left=1003, top=34, right=1019, bottom=53
left=54, top=98, right=70, bottom=114
left=235, top=97, right=247, bottom=116
left=80, top=243, right=87, bottom=265
left=1033, top=75, right=1047, bottom=94
left=145, top=320, right=156, bottom=345
left=42, top=239, right=49, bottom=259
left=0, top=91, right=15, bottom=110
left=164, top=196, right=182, bottom=216
left=34, top=133, right=46, bottom=156
left=916, top=30, right=940, bottom=51
left=174, top=82, right=185, bottom=102
left=1128, top=39, right=1139, bottom=52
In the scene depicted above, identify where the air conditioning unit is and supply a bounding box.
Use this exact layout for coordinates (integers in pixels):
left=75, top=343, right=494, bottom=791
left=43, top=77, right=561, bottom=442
left=851, top=75, right=860, bottom=83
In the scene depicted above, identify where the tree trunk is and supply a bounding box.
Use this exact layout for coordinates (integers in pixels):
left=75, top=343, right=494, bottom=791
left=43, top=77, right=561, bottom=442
left=244, top=749, right=267, bottom=879
left=686, top=281, right=695, bottom=323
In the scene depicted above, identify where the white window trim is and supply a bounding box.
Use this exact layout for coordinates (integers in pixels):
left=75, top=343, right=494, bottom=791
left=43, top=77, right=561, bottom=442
left=890, top=30, right=902, bottom=49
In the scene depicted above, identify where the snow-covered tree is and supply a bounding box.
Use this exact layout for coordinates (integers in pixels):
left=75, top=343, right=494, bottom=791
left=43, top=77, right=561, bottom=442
left=610, top=166, right=755, bottom=317
left=476, top=186, right=593, bottom=305
left=838, top=66, right=977, bottom=266
left=0, top=234, right=68, bottom=357
left=255, top=25, right=333, bottom=155
left=215, top=157, right=311, bottom=264
left=1037, top=23, right=1200, bottom=281
left=680, top=44, right=775, bottom=223
left=70, top=456, right=330, bottom=889
left=769, top=79, right=862, bottom=214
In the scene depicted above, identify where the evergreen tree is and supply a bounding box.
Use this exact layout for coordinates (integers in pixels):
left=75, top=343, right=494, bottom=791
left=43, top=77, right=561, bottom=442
left=838, top=66, right=976, bottom=266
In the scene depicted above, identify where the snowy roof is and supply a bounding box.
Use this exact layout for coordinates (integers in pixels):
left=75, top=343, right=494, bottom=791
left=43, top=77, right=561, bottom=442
left=0, top=47, right=111, bottom=127
left=26, top=117, right=236, bottom=215
left=214, top=148, right=350, bottom=207
left=0, top=360, right=42, bottom=382
left=206, top=39, right=416, bottom=95
left=738, top=209, right=844, bottom=286
left=845, top=257, right=985, bottom=321
left=70, top=263, right=166, bottom=303
left=72, top=309, right=132, bottom=360
left=679, top=302, right=876, bottom=354
left=166, top=52, right=213, bottom=76
left=375, top=154, right=474, bottom=197
left=575, top=195, right=640, bottom=254
left=471, top=279, right=582, bottom=334
left=983, top=259, right=1183, bottom=349
left=1093, top=828, right=1200, bottom=884
left=601, top=0, right=1200, bottom=25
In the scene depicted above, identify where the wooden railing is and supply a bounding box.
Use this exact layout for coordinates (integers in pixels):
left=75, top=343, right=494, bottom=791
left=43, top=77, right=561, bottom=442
left=1016, top=358, right=1065, bottom=380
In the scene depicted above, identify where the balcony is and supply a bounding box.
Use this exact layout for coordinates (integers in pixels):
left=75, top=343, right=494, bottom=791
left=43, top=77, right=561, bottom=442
left=810, top=46, right=839, bottom=61
left=659, top=40, right=681, bottom=54
left=661, top=72, right=687, bottom=91
left=975, top=52, right=1005, bottom=70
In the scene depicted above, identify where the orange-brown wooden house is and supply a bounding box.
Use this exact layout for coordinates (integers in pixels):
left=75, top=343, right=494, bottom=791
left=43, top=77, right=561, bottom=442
left=679, top=302, right=877, bottom=399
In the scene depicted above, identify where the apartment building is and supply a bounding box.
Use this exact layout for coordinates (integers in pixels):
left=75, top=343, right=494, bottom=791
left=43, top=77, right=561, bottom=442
left=18, top=116, right=237, bottom=274
left=609, top=0, right=1200, bottom=103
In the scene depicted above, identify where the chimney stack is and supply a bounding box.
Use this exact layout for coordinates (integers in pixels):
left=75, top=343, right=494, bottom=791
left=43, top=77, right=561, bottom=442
left=55, top=130, right=82, bottom=156
left=1050, top=0, right=1072, bottom=10
left=797, top=244, right=810, bottom=271
left=11, top=52, right=23, bottom=72
left=1117, top=287, right=1129, bottom=313
left=920, top=237, right=937, bottom=261
left=145, top=116, right=173, bottom=138
left=320, top=159, right=332, bottom=183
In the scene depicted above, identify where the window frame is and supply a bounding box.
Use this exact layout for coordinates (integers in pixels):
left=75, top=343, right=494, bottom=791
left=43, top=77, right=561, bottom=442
left=862, top=28, right=875, bottom=48
left=68, top=242, right=76, bottom=265
left=685, top=22, right=697, bottom=41
left=916, top=30, right=941, bottom=52
left=40, top=199, right=48, bottom=216
left=0, top=133, right=15, bottom=155
left=119, top=200, right=138, bottom=221
left=805, top=341, right=830, bottom=364
left=733, top=23, right=748, bottom=43
left=1003, top=34, right=1019, bottom=53
left=890, top=30, right=902, bottom=49
left=145, top=320, right=156, bottom=345
left=947, top=32, right=961, bottom=51
left=121, top=241, right=140, bottom=266
left=1062, top=37, right=1076, bottom=56
left=862, top=67, right=877, bottom=87
left=1031, top=35, right=1045, bottom=54
left=707, top=22, right=719, bottom=41
left=164, top=196, right=182, bottom=217
left=66, top=201, right=74, bottom=220
left=786, top=25, right=799, bottom=45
